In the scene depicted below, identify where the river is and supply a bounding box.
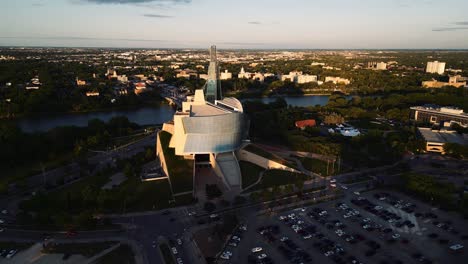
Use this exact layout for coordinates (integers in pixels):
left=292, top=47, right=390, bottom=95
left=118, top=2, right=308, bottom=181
left=242, top=95, right=353, bottom=107
left=17, top=95, right=343, bottom=132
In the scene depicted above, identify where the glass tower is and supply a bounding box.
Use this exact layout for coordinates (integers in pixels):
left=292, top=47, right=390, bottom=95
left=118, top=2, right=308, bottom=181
left=204, top=45, right=222, bottom=103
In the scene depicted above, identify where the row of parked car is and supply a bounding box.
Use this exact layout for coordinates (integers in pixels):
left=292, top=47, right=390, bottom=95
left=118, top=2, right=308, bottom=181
left=220, top=223, right=248, bottom=261
left=0, top=249, right=17, bottom=259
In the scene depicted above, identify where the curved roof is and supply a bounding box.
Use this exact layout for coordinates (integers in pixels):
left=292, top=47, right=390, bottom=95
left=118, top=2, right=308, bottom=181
left=217, top=97, right=244, bottom=113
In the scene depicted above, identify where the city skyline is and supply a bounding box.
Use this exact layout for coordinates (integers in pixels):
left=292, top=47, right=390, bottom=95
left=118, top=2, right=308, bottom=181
left=2, top=0, right=468, bottom=49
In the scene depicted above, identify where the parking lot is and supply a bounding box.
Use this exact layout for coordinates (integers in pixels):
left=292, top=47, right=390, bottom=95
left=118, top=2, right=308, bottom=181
left=217, top=189, right=468, bottom=264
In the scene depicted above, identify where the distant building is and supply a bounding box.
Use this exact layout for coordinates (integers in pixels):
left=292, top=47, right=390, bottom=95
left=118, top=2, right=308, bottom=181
left=250, top=73, right=264, bottom=82
left=238, top=67, right=250, bottom=79
left=237, top=67, right=267, bottom=82
left=176, top=70, right=197, bottom=79
left=134, top=82, right=147, bottom=95
left=76, top=78, right=87, bottom=86
left=117, top=75, right=128, bottom=83
left=410, top=105, right=468, bottom=127
left=325, top=76, right=351, bottom=85
left=280, top=71, right=302, bottom=82
left=220, top=70, right=232, bottom=80
left=106, top=69, right=118, bottom=79
left=311, top=62, right=325, bottom=66
left=367, top=62, right=387, bottom=70
left=295, top=119, right=316, bottom=130
left=26, top=76, right=41, bottom=90
left=422, top=75, right=466, bottom=88
left=296, top=75, right=318, bottom=84
left=426, top=61, right=446, bottom=74
left=417, top=127, right=467, bottom=154
left=86, top=91, right=99, bottom=97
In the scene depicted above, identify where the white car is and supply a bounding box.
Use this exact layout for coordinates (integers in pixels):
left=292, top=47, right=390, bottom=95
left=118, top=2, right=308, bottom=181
left=209, top=214, right=218, bottom=219
left=220, top=253, right=230, bottom=260
left=228, top=242, right=238, bottom=247
left=330, top=179, right=337, bottom=183
left=257, top=253, right=267, bottom=260
left=1, top=210, right=7, bottom=215
left=239, top=225, right=247, bottom=231
left=330, top=183, right=337, bottom=188
left=303, top=234, right=312, bottom=239
left=232, top=236, right=241, bottom=242
left=280, top=236, right=289, bottom=242
left=176, top=258, right=184, bottom=264
left=324, top=251, right=334, bottom=257
left=0, top=219, right=4, bottom=224
left=251, top=247, right=263, bottom=253
left=6, top=249, right=17, bottom=259
left=171, top=247, right=178, bottom=255
left=354, top=191, right=361, bottom=195
left=279, top=215, right=287, bottom=220
left=340, top=185, right=348, bottom=190
left=177, top=239, right=182, bottom=245
left=392, top=233, right=400, bottom=239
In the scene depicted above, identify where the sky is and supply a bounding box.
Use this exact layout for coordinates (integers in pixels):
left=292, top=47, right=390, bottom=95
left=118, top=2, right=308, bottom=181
left=1, top=0, right=468, bottom=49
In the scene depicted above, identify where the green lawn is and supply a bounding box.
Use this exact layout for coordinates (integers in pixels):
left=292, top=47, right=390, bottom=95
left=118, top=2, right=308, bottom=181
left=96, top=244, right=135, bottom=264
left=158, top=131, right=193, bottom=194
left=299, top=157, right=335, bottom=176
left=249, top=169, right=310, bottom=191
left=243, top=144, right=297, bottom=169
left=239, top=161, right=264, bottom=189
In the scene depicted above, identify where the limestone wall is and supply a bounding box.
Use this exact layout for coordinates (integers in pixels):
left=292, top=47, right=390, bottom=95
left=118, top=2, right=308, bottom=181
left=237, top=149, right=299, bottom=173
left=156, top=131, right=170, bottom=179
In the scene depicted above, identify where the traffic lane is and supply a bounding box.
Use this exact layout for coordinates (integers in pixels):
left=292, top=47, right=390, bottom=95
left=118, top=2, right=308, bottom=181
left=113, top=210, right=192, bottom=263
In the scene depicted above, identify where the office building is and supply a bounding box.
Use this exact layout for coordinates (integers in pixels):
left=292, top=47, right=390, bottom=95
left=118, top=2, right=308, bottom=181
left=417, top=127, right=467, bottom=154
left=325, top=76, right=351, bottom=85
left=410, top=105, right=468, bottom=127
left=426, top=61, right=446, bottom=74
left=296, top=75, right=318, bottom=84
left=220, top=70, right=232, bottom=80
left=367, top=61, right=387, bottom=70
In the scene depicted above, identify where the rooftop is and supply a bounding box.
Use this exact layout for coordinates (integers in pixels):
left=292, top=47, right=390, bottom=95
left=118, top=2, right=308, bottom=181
left=411, top=105, right=467, bottom=116
left=418, top=127, right=468, bottom=145
left=190, top=104, right=229, bottom=117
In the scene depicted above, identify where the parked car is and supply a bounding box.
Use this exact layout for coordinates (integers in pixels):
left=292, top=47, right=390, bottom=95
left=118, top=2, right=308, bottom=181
left=251, top=247, right=263, bottom=253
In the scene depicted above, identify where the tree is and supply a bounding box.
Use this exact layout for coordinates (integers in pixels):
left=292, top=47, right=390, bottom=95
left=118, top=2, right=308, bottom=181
left=444, top=143, right=468, bottom=159
left=294, top=178, right=305, bottom=193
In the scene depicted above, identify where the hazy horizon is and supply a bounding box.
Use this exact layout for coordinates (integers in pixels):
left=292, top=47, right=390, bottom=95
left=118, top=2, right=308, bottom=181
left=2, top=0, right=468, bottom=49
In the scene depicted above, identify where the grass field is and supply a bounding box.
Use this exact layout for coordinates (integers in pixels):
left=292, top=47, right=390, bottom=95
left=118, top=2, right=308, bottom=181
left=158, top=131, right=193, bottom=194
left=298, top=157, right=336, bottom=176
left=239, top=161, right=265, bottom=189
left=243, top=144, right=297, bottom=169
left=249, top=169, right=310, bottom=191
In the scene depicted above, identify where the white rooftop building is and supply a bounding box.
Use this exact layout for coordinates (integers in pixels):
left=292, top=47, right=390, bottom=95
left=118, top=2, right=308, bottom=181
left=426, top=61, right=446, bottom=75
